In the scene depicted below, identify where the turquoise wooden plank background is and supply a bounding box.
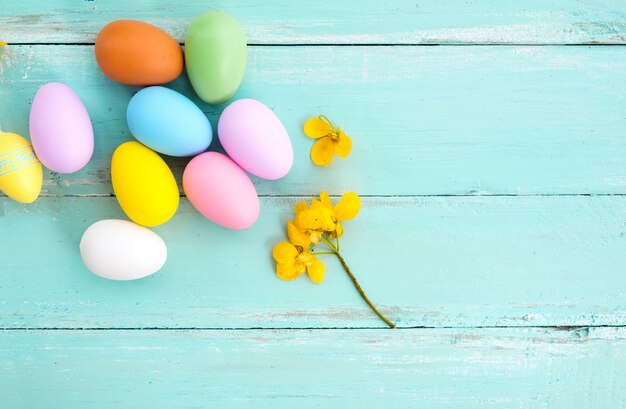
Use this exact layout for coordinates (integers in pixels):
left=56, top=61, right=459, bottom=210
left=1, top=1, right=626, bottom=407
left=3, top=328, right=626, bottom=408
left=3, top=195, right=626, bottom=328
left=3, top=0, right=626, bottom=44
left=3, top=45, right=626, bottom=196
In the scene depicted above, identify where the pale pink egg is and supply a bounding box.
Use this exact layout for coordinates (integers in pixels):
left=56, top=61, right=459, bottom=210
left=183, top=152, right=260, bottom=230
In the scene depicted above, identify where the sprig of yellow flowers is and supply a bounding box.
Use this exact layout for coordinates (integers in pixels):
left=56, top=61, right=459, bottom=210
left=304, top=115, right=352, bottom=166
left=272, top=191, right=396, bottom=328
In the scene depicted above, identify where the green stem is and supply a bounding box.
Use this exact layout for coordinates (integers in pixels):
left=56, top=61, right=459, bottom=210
left=312, top=251, right=335, bottom=255
left=335, top=251, right=396, bottom=329
left=321, top=236, right=337, bottom=251
left=318, top=114, right=335, bottom=130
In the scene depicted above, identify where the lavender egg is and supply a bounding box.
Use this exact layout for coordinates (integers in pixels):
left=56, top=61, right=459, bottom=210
left=30, top=82, right=94, bottom=174
left=218, top=99, right=293, bottom=180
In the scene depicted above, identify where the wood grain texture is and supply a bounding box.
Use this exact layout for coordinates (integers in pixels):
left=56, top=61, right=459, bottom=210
left=2, top=45, right=626, bottom=196
left=2, top=1, right=626, bottom=406
left=2, top=0, right=626, bottom=44
left=2, top=196, right=625, bottom=329
left=2, top=327, right=625, bottom=408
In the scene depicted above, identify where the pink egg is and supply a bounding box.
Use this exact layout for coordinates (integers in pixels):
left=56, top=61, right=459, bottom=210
left=183, top=152, right=260, bottom=230
left=30, top=82, right=94, bottom=174
left=218, top=98, right=293, bottom=180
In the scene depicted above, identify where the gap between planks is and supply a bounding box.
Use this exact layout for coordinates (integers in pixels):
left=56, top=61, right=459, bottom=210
left=16, top=193, right=626, bottom=198
left=6, top=43, right=626, bottom=47
left=1, top=325, right=624, bottom=331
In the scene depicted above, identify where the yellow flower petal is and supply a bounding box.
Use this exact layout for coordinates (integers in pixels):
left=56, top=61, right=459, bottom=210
left=287, top=220, right=310, bottom=248
left=319, top=191, right=333, bottom=210
left=306, top=257, right=326, bottom=284
left=296, top=210, right=330, bottom=232
left=336, top=131, right=352, bottom=158
left=295, top=260, right=307, bottom=274
left=311, top=137, right=335, bottom=166
left=0, top=42, right=7, bottom=47
left=335, top=192, right=360, bottom=221
left=272, top=242, right=299, bottom=264
left=294, top=212, right=307, bottom=231
left=310, top=200, right=336, bottom=230
left=277, top=263, right=302, bottom=281
left=304, top=117, right=333, bottom=139
left=335, top=221, right=344, bottom=237
left=294, top=201, right=308, bottom=216
left=327, top=220, right=343, bottom=239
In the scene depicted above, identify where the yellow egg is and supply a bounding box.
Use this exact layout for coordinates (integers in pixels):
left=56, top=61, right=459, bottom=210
left=111, top=141, right=179, bottom=226
left=0, top=132, right=43, bottom=203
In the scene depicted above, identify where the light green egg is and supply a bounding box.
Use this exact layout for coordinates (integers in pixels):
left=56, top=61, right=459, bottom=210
left=184, top=11, right=247, bottom=105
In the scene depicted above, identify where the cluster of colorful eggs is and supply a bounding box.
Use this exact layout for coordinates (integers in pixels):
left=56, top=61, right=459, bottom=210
left=0, top=12, right=294, bottom=280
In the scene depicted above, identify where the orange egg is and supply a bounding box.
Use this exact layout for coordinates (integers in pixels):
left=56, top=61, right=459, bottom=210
left=95, top=20, right=183, bottom=86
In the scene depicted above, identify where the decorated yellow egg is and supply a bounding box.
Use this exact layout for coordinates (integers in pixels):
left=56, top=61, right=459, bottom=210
left=111, top=141, right=179, bottom=226
left=0, top=132, right=43, bottom=203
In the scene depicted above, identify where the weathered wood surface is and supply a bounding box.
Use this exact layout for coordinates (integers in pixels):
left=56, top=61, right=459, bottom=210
left=2, top=328, right=625, bottom=408
left=2, top=45, right=626, bottom=196
left=2, top=1, right=626, bottom=44
left=2, top=1, right=626, bottom=407
left=2, top=196, right=625, bottom=329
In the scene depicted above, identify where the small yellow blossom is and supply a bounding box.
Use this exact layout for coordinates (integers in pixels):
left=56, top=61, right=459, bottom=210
left=272, top=242, right=325, bottom=283
left=0, top=42, right=6, bottom=47
left=272, top=191, right=394, bottom=327
left=304, top=115, right=352, bottom=166
left=287, top=220, right=311, bottom=247
left=292, top=198, right=335, bottom=245
left=319, top=191, right=360, bottom=238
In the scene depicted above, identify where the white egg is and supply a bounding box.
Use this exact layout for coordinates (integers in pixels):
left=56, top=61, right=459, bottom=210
left=79, top=219, right=167, bottom=280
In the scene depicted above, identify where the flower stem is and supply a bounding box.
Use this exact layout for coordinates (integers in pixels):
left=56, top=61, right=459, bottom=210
left=318, top=114, right=335, bottom=130
left=321, top=236, right=338, bottom=251
left=334, top=251, right=396, bottom=329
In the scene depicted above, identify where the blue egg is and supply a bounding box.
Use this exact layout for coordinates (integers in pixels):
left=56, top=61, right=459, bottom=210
left=127, top=86, right=212, bottom=157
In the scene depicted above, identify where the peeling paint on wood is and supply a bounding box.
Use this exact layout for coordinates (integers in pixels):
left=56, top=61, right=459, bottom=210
left=1, top=196, right=625, bottom=329
left=2, top=1, right=626, bottom=406
left=2, top=1, right=626, bottom=44
left=1, top=45, right=626, bottom=196
left=1, top=328, right=626, bottom=408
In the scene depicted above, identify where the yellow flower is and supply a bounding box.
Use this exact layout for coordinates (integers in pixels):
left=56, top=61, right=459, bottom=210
left=272, top=190, right=394, bottom=327
left=292, top=199, right=335, bottom=245
left=272, top=242, right=325, bottom=283
left=287, top=220, right=311, bottom=247
left=319, top=191, right=360, bottom=238
left=0, top=42, right=6, bottom=47
left=304, top=115, right=352, bottom=166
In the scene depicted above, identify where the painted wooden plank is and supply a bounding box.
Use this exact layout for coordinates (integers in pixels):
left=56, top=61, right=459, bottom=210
left=1, top=195, right=625, bottom=329
left=2, top=1, right=626, bottom=44
left=1, top=327, right=625, bottom=408
left=1, top=45, right=626, bottom=196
